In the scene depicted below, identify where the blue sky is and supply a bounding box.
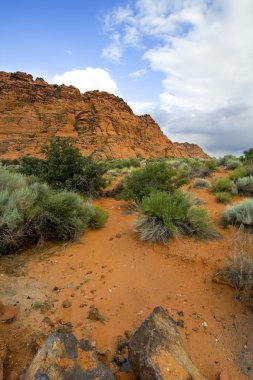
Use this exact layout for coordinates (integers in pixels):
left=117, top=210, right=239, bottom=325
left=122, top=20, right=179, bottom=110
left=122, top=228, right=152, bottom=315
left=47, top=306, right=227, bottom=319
left=1, top=0, right=253, bottom=156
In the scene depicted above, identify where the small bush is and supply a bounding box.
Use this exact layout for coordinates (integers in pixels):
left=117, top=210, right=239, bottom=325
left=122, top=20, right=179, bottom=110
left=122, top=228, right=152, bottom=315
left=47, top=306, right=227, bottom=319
left=221, top=199, right=253, bottom=229
left=122, top=162, right=177, bottom=202
left=217, top=155, right=238, bottom=167
left=193, top=179, right=209, bottom=189
left=226, top=159, right=241, bottom=170
left=134, top=190, right=219, bottom=243
left=229, top=166, right=248, bottom=180
left=205, top=159, right=218, bottom=171
left=197, top=167, right=212, bottom=178
left=40, top=138, right=106, bottom=196
left=215, top=192, right=232, bottom=204
left=105, top=158, right=141, bottom=170
left=84, top=204, right=108, bottom=229
left=0, top=167, right=108, bottom=255
left=236, top=176, right=253, bottom=195
left=212, top=178, right=233, bottom=193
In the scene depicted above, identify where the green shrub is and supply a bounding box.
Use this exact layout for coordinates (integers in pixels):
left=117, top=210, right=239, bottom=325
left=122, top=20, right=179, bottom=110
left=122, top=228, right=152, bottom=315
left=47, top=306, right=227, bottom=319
left=241, top=148, right=253, bottom=164
left=215, top=192, right=232, bottom=204
left=226, top=159, right=241, bottom=170
left=20, top=156, right=47, bottom=177
left=236, top=176, right=253, bottom=195
left=122, top=162, right=177, bottom=202
left=0, top=167, right=108, bottom=255
left=217, top=155, right=238, bottom=167
left=205, top=159, right=218, bottom=171
left=212, top=178, right=233, bottom=193
left=186, top=207, right=219, bottom=239
left=20, top=138, right=107, bottom=197
left=229, top=166, right=248, bottom=180
left=105, top=158, right=141, bottom=170
left=84, top=204, right=108, bottom=229
left=193, top=179, right=209, bottom=189
left=0, top=158, right=20, bottom=166
left=197, top=167, right=212, bottom=178
left=134, top=190, right=219, bottom=243
left=221, top=199, right=253, bottom=229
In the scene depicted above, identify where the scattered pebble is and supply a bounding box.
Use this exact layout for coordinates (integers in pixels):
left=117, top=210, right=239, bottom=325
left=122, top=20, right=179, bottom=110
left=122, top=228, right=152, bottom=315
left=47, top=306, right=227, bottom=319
left=62, top=300, right=71, bottom=308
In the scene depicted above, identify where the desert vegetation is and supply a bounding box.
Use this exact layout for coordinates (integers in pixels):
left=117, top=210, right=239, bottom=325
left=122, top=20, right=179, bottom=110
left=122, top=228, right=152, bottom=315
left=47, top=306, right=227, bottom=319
left=221, top=198, right=253, bottom=231
left=0, top=165, right=108, bottom=255
left=134, top=190, right=219, bottom=243
left=20, top=137, right=107, bottom=197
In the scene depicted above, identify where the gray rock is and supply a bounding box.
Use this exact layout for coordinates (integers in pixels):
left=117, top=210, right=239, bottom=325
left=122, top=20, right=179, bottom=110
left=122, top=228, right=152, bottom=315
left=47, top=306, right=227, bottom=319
left=129, top=306, right=207, bottom=380
left=24, top=333, right=115, bottom=380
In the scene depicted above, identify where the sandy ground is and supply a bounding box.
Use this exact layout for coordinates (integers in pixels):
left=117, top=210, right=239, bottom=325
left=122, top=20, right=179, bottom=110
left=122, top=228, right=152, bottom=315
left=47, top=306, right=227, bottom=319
left=1, top=172, right=253, bottom=379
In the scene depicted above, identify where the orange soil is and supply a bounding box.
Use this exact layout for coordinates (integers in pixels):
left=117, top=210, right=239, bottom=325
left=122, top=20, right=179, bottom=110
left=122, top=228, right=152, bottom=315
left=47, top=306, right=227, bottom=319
left=0, top=172, right=252, bottom=379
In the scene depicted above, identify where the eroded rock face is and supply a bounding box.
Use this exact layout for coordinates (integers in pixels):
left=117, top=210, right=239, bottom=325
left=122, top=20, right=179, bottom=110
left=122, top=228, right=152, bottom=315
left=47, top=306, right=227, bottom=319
left=24, top=333, right=115, bottom=380
left=0, top=71, right=209, bottom=159
left=129, top=306, right=207, bottom=380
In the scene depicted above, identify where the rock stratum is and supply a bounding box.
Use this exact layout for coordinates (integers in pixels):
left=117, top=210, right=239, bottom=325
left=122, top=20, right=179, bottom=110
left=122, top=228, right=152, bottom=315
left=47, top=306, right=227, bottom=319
left=0, top=71, right=208, bottom=159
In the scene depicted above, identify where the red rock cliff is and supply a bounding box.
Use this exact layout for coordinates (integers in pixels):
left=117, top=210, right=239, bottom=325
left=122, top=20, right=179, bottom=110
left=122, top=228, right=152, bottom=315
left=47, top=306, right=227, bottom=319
left=0, top=71, right=208, bottom=159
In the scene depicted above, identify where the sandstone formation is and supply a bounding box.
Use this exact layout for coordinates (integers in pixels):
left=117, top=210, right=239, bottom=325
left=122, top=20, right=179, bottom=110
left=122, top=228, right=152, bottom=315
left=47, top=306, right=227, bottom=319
left=129, top=306, right=207, bottom=380
left=0, top=71, right=208, bottom=159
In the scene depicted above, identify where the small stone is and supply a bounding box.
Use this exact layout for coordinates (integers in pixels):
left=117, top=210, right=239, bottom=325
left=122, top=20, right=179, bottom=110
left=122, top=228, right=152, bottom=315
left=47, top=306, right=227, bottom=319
left=115, top=233, right=122, bottom=238
left=62, top=300, right=71, bottom=308
left=0, top=300, right=17, bottom=323
left=176, top=319, right=185, bottom=328
left=88, top=307, right=101, bottom=321
left=201, top=321, right=208, bottom=328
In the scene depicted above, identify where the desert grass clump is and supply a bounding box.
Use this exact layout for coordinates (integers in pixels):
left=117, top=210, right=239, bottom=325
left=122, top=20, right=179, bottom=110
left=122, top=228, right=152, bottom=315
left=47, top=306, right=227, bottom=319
left=213, top=227, right=253, bottom=307
left=0, top=167, right=108, bottom=255
left=221, top=199, right=253, bottom=230
left=84, top=204, right=108, bottom=229
left=193, top=178, right=210, bottom=189
left=212, top=178, right=233, bottom=193
left=215, top=192, right=232, bottom=204
left=134, top=190, right=219, bottom=243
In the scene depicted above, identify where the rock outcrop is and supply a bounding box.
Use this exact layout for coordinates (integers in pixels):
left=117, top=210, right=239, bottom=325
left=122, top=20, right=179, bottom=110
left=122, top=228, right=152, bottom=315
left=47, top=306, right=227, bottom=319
left=0, top=71, right=208, bottom=159
left=24, top=333, right=115, bottom=380
left=129, top=306, right=207, bottom=380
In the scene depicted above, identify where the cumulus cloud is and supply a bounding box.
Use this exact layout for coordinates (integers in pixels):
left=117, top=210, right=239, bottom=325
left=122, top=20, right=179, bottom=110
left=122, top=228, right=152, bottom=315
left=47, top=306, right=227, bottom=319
left=104, top=0, right=253, bottom=155
left=53, top=67, right=118, bottom=94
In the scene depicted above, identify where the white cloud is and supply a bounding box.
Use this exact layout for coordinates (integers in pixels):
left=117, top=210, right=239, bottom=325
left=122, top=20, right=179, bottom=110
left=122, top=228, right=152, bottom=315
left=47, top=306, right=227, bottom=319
left=129, top=68, right=147, bottom=79
left=53, top=67, right=118, bottom=94
left=103, top=0, right=253, bottom=155
left=129, top=101, right=155, bottom=115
